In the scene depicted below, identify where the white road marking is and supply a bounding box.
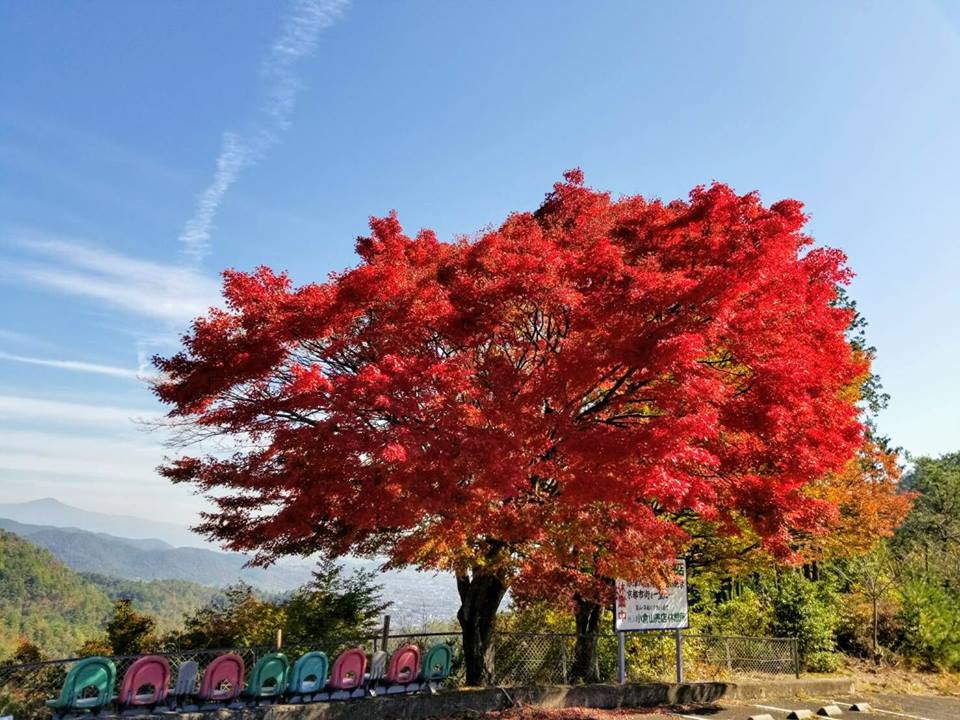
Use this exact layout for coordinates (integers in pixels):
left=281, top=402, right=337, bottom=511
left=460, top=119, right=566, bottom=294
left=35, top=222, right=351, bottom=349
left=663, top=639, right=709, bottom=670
left=829, top=699, right=937, bottom=720
left=753, top=702, right=801, bottom=712
left=753, top=704, right=817, bottom=719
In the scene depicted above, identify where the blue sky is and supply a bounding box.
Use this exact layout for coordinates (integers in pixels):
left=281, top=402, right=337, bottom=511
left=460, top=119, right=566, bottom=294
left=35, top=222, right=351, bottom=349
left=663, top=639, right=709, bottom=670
left=1, top=0, right=958, bottom=525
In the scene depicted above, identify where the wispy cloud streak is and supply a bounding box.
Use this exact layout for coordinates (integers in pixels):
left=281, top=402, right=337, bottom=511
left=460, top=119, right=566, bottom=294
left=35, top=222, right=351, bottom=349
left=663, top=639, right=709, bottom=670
left=0, top=351, right=145, bottom=380
left=0, top=394, right=160, bottom=425
left=8, top=236, right=220, bottom=323
left=0, top=329, right=52, bottom=349
left=178, top=0, right=349, bottom=263
left=178, top=132, right=248, bottom=265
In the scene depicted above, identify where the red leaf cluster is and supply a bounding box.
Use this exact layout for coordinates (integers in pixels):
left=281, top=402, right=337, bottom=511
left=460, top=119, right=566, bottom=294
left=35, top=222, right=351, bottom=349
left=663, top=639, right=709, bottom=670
left=154, top=173, right=865, bottom=592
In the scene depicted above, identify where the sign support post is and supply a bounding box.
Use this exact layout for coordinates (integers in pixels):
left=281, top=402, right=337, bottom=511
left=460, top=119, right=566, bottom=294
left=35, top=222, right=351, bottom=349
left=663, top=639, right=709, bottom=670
left=674, top=627, right=683, bottom=683
left=617, top=631, right=626, bottom=684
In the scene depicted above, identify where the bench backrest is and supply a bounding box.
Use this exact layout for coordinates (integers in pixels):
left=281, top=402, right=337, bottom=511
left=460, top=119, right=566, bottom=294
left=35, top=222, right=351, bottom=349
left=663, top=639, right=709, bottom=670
left=328, top=648, right=366, bottom=690
left=118, top=655, right=170, bottom=706
left=197, top=653, right=245, bottom=702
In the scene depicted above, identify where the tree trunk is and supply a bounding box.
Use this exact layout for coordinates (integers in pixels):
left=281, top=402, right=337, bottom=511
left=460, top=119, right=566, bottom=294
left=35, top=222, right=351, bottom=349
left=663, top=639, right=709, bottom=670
left=872, top=595, right=880, bottom=666
left=570, top=596, right=603, bottom=683
left=457, top=569, right=508, bottom=686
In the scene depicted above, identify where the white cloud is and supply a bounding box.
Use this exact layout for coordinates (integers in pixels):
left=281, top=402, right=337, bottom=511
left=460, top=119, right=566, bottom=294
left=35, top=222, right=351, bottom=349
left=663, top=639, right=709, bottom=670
left=0, top=394, right=160, bottom=426
left=0, top=397, right=170, bottom=496
left=178, top=0, right=349, bottom=263
left=0, top=399, right=215, bottom=524
left=0, top=429, right=162, bottom=483
left=0, top=329, right=52, bottom=349
left=7, top=235, right=220, bottom=323
left=0, top=350, right=145, bottom=380
left=0, top=389, right=217, bottom=516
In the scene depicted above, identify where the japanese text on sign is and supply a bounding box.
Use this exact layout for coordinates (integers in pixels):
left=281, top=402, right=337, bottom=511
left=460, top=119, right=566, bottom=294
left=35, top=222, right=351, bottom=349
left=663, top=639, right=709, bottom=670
left=615, top=559, right=688, bottom=631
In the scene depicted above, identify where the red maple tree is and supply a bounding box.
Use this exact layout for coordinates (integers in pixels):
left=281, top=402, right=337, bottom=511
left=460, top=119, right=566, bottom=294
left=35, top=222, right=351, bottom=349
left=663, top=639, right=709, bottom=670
left=155, top=172, right=865, bottom=683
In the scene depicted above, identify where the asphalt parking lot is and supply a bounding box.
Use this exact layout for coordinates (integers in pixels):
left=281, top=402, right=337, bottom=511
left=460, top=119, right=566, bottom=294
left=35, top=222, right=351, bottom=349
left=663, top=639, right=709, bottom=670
left=667, top=692, right=960, bottom=720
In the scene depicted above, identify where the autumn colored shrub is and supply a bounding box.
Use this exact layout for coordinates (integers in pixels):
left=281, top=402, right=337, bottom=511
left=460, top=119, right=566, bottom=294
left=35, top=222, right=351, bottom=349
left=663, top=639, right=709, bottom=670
left=0, top=641, right=66, bottom=720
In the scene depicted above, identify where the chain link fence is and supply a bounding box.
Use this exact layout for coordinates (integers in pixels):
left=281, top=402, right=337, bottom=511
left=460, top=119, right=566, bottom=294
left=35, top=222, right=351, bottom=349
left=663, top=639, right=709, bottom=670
left=486, top=632, right=798, bottom=686
left=0, top=632, right=796, bottom=720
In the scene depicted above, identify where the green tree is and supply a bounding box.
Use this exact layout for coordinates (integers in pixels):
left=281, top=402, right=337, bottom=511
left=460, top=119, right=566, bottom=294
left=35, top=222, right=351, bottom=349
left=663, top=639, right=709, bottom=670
left=771, top=572, right=840, bottom=672
left=169, top=584, right=282, bottom=650
left=704, top=587, right=773, bottom=638
left=76, top=638, right=113, bottom=657
left=105, top=599, right=156, bottom=655
left=832, top=286, right=890, bottom=437
left=83, top=574, right=219, bottom=635
left=831, top=543, right=898, bottom=665
left=897, top=453, right=960, bottom=552
left=282, top=562, right=387, bottom=652
left=167, top=564, right=387, bottom=651
left=895, top=577, right=960, bottom=670
left=884, top=453, right=960, bottom=669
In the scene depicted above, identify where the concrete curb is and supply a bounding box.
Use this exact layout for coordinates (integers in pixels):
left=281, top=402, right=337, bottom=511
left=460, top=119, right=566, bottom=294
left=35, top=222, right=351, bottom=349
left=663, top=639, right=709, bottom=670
left=180, top=678, right=855, bottom=720
left=726, top=677, right=856, bottom=700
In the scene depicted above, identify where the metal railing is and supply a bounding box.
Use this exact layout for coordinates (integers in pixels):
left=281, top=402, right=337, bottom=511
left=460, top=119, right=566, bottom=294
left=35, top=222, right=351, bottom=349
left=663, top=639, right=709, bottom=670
left=0, top=631, right=797, bottom=720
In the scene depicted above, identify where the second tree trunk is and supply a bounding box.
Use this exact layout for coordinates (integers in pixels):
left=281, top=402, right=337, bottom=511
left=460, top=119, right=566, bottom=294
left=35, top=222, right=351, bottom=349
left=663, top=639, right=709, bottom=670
left=570, top=595, right=603, bottom=683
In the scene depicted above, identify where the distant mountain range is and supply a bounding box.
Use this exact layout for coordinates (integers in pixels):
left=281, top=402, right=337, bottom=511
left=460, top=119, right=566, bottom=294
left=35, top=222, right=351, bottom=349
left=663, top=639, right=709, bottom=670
left=0, top=499, right=460, bottom=626
left=0, top=516, right=315, bottom=592
left=0, top=498, right=207, bottom=549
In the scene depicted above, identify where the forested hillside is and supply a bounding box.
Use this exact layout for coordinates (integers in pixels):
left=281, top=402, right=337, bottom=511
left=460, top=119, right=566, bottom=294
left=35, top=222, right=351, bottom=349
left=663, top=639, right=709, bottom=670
left=0, top=533, right=227, bottom=658
left=0, top=531, right=110, bottom=659
left=0, top=514, right=459, bottom=623
left=81, top=574, right=222, bottom=634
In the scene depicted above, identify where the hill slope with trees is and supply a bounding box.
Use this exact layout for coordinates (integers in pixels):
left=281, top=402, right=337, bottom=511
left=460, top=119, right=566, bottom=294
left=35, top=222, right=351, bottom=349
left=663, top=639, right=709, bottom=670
left=0, top=518, right=313, bottom=591
left=0, top=532, right=228, bottom=658
left=80, top=574, right=222, bottom=635
left=0, top=530, right=110, bottom=658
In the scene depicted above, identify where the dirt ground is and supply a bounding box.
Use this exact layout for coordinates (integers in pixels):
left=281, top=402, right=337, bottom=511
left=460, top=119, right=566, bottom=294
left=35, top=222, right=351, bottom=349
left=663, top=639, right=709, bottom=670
left=828, top=656, right=960, bottom=697
left=437, top=708, right=680, bottom=719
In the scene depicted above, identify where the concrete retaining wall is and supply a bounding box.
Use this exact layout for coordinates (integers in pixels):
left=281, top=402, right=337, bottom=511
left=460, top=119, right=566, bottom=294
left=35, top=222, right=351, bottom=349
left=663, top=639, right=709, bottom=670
left=182, top=678, right=855, bottom=720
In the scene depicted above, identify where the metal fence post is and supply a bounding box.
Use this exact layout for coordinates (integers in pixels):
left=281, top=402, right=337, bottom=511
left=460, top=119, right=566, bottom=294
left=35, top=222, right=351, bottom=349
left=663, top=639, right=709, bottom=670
left=381, top=614, right=391, bottom=653
left=792, top=637, right=800, bottom=678
left=660, top=632, right=669, bottom=679
left=724, top=637, right=732, bottom=674
left=560, top=639, right=568, bottom=684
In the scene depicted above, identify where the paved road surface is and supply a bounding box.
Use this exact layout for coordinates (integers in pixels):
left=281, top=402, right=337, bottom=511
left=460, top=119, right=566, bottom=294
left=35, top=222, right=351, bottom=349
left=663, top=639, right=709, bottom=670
left=667, top=692, right=960, bottom=720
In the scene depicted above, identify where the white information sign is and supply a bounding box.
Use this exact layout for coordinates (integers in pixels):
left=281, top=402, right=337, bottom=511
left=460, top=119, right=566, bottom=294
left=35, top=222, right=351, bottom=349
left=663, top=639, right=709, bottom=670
left=614, top=559, right=688, bottom=631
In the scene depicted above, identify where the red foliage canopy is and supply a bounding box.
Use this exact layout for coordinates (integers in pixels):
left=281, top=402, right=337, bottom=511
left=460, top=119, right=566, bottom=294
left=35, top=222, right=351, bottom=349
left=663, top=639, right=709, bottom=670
left=155, top=172, right=865, bottom=592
